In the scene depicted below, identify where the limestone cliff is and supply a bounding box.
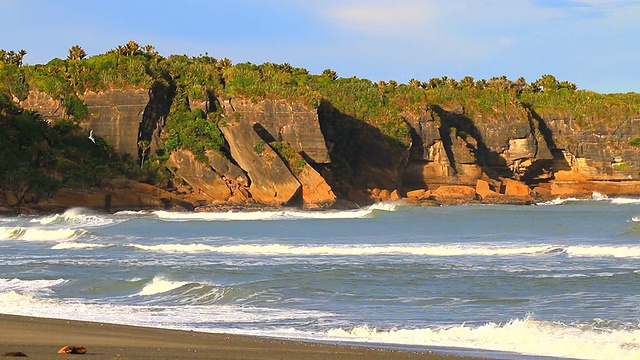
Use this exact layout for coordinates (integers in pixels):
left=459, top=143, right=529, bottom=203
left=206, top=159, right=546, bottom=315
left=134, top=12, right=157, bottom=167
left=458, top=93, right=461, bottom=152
left=15, top=84, right=640, bottom=212
left=220, top=98, right=331, bottom=164
left=83, top=88, right=149, bottom=156
left=220, top=121, right=301, bottom=206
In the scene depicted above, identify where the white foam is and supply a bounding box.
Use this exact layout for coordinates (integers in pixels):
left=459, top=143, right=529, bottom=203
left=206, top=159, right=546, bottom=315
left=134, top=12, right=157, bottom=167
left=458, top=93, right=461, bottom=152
left=632, top=217, right=639, bottom=222
left=0, top=291, right=329, bottom=328
left=136, top=277, right=191, bottom=296
left=611, top=198, right=640, bottom=205
left=128, top=243, right=556, bottom=257
left=321, top=318, right=640, bottom=360
left=152, top=203, right=399, bottom=222
left=32, top=207, right=118, bottom=227
left=51, top=242, right=112, bottom=250
left=537, top=197, right=582, bottom=206
left=538, top=193, right=640, bottom=206
left=567, top=245, right=640, bottom=258
left=0, top=278, right=66, bottom=293
left=0, top=227, right=86, bottom=242
left=591, top=191, right=609, bottom=201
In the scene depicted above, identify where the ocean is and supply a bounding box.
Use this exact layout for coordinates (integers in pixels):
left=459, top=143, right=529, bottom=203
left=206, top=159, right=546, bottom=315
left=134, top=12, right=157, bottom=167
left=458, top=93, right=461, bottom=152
left=1, top=193, right=639, bottom=360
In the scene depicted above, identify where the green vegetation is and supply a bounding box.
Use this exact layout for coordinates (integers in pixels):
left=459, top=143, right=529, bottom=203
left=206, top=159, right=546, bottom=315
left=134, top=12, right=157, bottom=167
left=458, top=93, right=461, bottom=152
left=270, top=141, right=306, bottom=176
left=613, top=163, right=631, bottom=171
left=1, top=42, right=639, bottom=204
left=253, top=140, right=266, bottom=155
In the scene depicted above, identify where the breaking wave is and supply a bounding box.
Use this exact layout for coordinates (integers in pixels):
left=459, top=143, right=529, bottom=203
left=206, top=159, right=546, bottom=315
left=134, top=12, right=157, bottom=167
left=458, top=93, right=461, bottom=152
left=135, top=277, right=191, bottom=296
left=322, top=317, right=640, bottom=360
left=0, top=227, right=86, bottom=242
left=51, top=242, right=114, bottom=250
left=126, top=242, right=640, bottom=258
left=127, top=243, right=559, bottom=256
left=538, top=192, right=640, bottom=206
left=31, top=207, right=120, bottom=227
left=0, top=278, right=66, bottom=293
left=152, top=202, right=400, bottom=221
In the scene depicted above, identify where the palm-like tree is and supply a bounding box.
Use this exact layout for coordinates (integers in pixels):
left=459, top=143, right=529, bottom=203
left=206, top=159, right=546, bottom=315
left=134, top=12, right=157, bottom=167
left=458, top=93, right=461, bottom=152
left=67, top=45, right=87, bottom=60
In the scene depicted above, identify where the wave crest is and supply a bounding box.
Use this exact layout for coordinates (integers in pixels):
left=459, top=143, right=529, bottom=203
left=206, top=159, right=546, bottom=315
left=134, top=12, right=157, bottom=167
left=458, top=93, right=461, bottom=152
left=324, top=318, right=640, bottom=360
left=32, top=207, right=119, bottom=227
left=0, top=227, right=86, bottom=242
left=152, top=202, right=400, bottom=222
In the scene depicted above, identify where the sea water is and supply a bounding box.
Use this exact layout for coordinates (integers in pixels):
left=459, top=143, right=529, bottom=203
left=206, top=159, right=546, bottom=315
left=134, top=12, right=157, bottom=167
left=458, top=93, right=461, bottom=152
left=1, top=195, right=640, bottom=360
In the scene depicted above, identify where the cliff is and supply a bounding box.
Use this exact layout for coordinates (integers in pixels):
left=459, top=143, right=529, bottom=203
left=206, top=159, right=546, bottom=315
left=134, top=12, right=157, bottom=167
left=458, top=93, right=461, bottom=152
left=2, top=48, right=639, bottom=212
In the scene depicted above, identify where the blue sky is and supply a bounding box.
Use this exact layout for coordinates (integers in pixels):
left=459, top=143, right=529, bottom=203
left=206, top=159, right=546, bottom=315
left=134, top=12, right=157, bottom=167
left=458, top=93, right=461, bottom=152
left=1, top=0, right=638, bottom=93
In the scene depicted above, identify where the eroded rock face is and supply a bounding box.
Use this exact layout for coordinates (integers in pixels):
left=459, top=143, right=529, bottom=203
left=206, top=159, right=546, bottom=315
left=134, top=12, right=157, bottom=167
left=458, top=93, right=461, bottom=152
left=166, top=149, right=231, bottom=202
left=205, top=150, right=248, bottom=186
left=295, top=163, right=336, bottom=209
left=543, top=114, right=640, bottom=181
left=20, top=90, right=65, bottom=120
left=220, top=122, right=301, bottom=205
left=221, top=98, right=330, bottom=164
left=83, top=89, right=150, bottom=156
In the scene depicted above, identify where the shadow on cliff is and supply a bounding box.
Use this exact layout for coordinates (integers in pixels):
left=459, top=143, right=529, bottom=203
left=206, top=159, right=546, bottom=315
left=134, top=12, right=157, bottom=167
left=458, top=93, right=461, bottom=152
left=316, top=99, right=408, bottom=199
left=520, top=103, right=572, bottom=175
left=430, top=105, right=511, bottom=180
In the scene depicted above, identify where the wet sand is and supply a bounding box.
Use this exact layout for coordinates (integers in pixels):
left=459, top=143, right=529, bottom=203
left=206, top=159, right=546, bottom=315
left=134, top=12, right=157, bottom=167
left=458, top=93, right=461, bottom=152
left=0, top=314, right=492, bottom=359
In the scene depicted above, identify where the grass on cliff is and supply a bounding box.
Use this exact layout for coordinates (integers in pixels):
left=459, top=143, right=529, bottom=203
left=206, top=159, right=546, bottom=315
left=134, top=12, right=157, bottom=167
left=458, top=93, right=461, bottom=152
left=2, top=44, right=640, bottom=200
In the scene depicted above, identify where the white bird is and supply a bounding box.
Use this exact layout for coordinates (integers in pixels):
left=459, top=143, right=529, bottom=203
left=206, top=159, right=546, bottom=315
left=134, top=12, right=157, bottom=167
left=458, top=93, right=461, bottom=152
left=88, top=129, right=95, bottom=143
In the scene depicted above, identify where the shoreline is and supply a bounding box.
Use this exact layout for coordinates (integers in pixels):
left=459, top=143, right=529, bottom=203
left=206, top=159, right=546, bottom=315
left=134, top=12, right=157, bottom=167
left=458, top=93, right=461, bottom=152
left=0, top=314, right=495, bottom=360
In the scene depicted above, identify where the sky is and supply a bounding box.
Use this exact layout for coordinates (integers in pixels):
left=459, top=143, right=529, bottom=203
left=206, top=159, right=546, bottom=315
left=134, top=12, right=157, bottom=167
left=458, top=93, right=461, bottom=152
left=1, top=0, right=639, bottom=94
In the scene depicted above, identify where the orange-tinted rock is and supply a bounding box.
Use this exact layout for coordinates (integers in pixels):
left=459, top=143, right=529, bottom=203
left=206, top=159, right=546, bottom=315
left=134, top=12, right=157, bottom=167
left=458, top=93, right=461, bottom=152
left=390, top=190, right=400, bottom=200
left=57, top=346, right=87, bottom=354
left=475, top=179, right=497, bottom=199
left=406, top=189, right=427, bottom=199
left=378, top=189, right=391, bottom=201
left=501, top=179, right=531, bottom=197
left=430, top=185, right=476, bottom=202
left=296, top=163, right=336, bottom=209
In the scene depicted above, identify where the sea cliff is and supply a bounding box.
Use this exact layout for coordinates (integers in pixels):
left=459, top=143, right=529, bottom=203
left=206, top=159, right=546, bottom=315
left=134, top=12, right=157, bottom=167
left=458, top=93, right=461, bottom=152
left=1, top=44, right=639, bottom=213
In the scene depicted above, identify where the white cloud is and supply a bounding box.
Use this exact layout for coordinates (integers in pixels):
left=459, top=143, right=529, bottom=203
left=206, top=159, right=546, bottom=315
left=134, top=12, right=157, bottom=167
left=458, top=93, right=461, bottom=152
left=322, top=0, right=434, bottom=37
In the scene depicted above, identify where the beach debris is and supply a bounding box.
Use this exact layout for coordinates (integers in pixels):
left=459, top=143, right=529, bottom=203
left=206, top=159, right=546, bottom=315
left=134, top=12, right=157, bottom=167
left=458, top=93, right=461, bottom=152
left=1, top=352, right=28, bottom=357
left=57, top=346, right=87, bottom=354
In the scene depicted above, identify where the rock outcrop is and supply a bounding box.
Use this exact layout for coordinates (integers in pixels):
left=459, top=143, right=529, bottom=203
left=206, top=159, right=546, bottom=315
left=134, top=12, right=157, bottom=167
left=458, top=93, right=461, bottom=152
left=221, top=98, right=331, bottom=164
left=220, top=121, right=301, bottom=205
left=83, top=88, right=149, bottom=156
left=165, top=149, right=232, bottom=202
left=19, top=90, right=64, bottom=120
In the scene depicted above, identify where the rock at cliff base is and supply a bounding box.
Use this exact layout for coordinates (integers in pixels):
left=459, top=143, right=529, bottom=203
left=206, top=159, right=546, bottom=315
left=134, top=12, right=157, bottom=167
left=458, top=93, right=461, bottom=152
left=501, top=179, right=531, bottom=197
left=296, top=163, right=336, bottom=209
left=166, top=149, right=231, bottom=202
left=406, top=189, right=427, bottom=199
left=475, top=179, right=498, bottom=199
left=430, top=185, right=476, bottom=202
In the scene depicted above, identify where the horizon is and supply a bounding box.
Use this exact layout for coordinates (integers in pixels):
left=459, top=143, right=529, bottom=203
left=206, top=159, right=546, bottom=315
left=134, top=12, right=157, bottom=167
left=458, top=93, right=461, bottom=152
left=2, top=0, right=639, bottom=94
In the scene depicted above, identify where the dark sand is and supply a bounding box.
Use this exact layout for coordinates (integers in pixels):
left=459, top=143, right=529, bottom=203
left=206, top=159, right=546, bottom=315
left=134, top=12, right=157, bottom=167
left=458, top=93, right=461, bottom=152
left=0, top=314, right=493, bottom=359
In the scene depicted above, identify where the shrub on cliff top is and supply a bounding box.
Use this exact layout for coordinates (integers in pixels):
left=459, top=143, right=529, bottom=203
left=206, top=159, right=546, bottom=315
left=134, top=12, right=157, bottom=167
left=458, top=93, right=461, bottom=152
left=270, top=141, right=306, bottom=176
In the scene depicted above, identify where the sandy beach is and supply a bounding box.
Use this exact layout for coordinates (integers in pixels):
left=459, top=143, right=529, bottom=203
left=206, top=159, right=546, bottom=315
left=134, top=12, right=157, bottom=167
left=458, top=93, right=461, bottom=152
left=0, top=314, right=493, bottom=360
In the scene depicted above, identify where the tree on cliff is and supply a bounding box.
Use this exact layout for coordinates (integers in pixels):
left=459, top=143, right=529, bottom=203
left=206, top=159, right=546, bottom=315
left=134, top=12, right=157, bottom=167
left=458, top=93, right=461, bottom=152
left=0, top=49, right=27, bottom=66
left=322, top=69, right=338, bottom=81
left=67, top=45, right=87, bottom=60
